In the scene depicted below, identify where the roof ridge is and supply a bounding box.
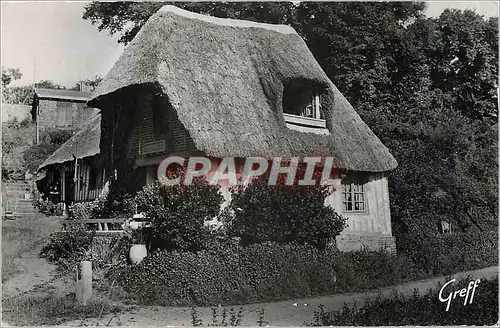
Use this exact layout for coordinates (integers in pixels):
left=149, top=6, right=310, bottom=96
left=159, top=5, right=296, bottom=35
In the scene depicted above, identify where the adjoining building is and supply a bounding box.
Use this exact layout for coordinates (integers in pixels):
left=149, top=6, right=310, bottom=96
left=36, top=113, right=104, bottom=212
left=31, top=88, right=99, bottom=142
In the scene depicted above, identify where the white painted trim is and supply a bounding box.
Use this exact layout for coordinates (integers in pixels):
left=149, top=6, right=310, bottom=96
left=283, top=113, right=326, bottom=128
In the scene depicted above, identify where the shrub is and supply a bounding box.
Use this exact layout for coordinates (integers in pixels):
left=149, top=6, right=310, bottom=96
left=113, top=242, right=403, bottom=306
left=91, top=235, right=131, bottom=285
left=2, top=118, right=35, bottom=180
left=398, top=231, right=498, bottom=276
left=332, top=248, right=410, bottom=291
left=22, top=129, right=74, bottom=173
left=68, top=200, right=102, bottom=220
left=31, top=189, right=63, bottom=216
left=2, top=293, right=123, bottom=326
left=40, top=226, right=95, bottom=273
left=134, top=180, right=224, bottom=252
left=22, top=143, right=60, bottom=173
left=67, top=182, right=135, bottom=220
left=40, top=225, right=130, bottom=281
left=96, top=183, right=135, bottom=218
left=39, top=128, right=74, bottom=145
left=306, top=278, right=498, bottom=326
left=224, top=176, right=347, bottom=249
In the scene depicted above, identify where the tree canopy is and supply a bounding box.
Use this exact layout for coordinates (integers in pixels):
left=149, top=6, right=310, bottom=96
left=2, top=67, right=22, bottom=88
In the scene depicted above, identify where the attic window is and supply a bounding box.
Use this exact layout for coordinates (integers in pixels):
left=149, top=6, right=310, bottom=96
left=282, top=80, right=325, bottom=120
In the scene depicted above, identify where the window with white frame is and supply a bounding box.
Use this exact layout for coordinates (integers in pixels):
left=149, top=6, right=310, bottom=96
left=300, top=94, right=322, bottom=119
left=282, top=80, right=325, bottom=120
left=342, top=183, right=367, bottom=212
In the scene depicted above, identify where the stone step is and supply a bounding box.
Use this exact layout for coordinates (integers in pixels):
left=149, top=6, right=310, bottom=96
left=3, top=201, right=37, bottom=214
left=4, top=181, right=31, bottom=188
left=4, top=191, right=31, bottom=198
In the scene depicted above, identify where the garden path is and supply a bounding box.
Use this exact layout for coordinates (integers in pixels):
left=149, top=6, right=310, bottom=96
left=65, top=265, right=498, bottom=326
left=2, top=215, right=63, bottom=300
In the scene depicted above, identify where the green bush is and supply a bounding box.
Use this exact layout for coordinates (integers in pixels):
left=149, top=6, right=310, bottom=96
left=113, top=242, right=403, bottom=306
left=40, top=226, right=130, bottom=279
left=22, top=129, right=74, bottom=173
left=91, top=235, right=131, bottom=284
left=67, top=183, right=135, bottom=220
left=332, top=248, right=412, bottom=291
left=398, top=231, right=498, bottom=276
left=134, top=180, right=224, bottom=252
left=224, top=173, right=347, bottom=250
left=39, top=128, right=74, bottom=145
left=96, top=182, right=135, bottom=218
left=2, top=118, right=35, bottom=181
left=307, top=278, right=498, bottom=326
left=31, top=189, right=63, bottom=216
left=40, top=226, right=95, bottom=273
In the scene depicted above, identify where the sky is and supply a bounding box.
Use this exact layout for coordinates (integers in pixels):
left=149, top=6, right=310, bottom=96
left=1, top=1, right=498, bottom=88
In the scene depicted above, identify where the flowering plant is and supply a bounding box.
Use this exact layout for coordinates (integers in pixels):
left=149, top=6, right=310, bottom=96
left=122, top=213, right=149, bottom=244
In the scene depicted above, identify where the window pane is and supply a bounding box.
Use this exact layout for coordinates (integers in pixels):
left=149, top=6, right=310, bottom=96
left=342, top=182, right=368, bottom=212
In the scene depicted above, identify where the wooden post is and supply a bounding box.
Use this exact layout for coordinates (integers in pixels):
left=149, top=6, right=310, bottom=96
left=74, top=157, right=79, bottom=201
left=61, top=168, right=67, bottom=217
left=35, top=103, right=40, bottom=144
left=84, top=164, right=90, bottom=200
left=76, top=260, right=92, bottom=305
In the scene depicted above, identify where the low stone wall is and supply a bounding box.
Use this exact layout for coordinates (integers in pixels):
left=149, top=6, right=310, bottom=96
left=336, top=233, right=396, bottom=253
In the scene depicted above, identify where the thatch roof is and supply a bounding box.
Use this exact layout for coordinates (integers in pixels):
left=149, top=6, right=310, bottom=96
left=88, top=5, right=397, bottom=173
left=38, top=113, right=101, bottom=170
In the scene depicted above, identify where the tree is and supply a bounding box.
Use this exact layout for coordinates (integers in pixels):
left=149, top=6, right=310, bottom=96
left=3, top=80, right=67, bottom=105
left=2, top=67, right=22, bottom=88
left=22, top=128, right=74, bottom=173
left=3, top=85, right=34, bottom=105
left=71, top=75, right=103, bottom=92
left=83, top=2, right=295, bottom=44
left=34, top=80, right=66, bottom=90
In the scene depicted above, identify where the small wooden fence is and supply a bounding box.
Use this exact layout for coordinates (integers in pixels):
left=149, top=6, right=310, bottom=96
left=61, top=217, right=127, bottom=234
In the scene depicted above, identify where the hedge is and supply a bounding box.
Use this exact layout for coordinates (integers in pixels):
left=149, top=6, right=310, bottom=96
left=398, top=231, right=498, bottom=276
left=112, top=242, right=405, bottom=306
left=307, top=278, right=498, bottom=326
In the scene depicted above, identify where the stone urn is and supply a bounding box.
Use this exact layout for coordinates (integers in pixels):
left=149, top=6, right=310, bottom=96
left=129, top=244, right=147, bottom=264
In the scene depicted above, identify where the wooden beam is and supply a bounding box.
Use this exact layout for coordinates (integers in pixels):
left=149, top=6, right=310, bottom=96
left=61, top=168, right=66, bottom=216
left=84, top=164, right=90, bottom=201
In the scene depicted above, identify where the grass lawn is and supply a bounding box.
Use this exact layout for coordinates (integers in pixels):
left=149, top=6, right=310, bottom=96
left=2, top=290, right=123, bottom=326
left=1, top=214, right=124, bottom=326
left=2, top=215, right=61, bottom=282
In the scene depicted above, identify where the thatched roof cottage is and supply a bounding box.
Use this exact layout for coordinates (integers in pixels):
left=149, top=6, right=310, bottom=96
left=88, top=5, right=398, bottom=251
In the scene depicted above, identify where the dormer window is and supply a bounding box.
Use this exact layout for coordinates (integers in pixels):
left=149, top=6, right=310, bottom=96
left=282, top=80, right=328, bottom=133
